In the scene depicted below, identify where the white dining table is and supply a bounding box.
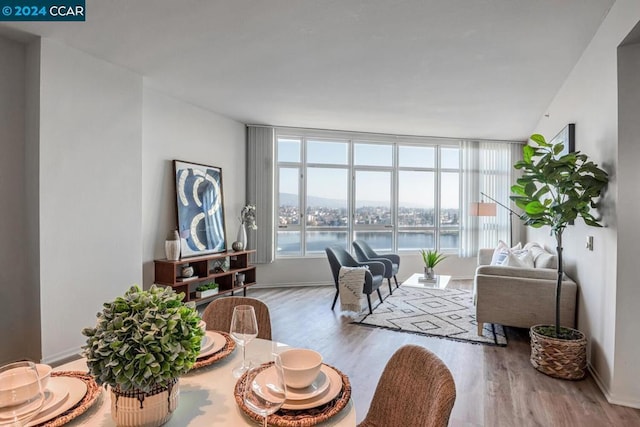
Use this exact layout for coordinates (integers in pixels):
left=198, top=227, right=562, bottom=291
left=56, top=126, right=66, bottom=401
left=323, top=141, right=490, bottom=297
left=55, top=338, right=356, bottom=426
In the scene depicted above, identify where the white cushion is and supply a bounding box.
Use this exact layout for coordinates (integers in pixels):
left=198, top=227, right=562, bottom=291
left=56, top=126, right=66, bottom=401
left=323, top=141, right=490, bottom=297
left=501, top=249, right=534, bottom=268
left=490, top=240, right=522, bottom=266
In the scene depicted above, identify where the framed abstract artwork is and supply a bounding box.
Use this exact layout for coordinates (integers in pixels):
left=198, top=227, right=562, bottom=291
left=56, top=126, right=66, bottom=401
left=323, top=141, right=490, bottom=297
left=173, top=160, right=227, bottom=257
left=552, top=123, right=575, bottom=158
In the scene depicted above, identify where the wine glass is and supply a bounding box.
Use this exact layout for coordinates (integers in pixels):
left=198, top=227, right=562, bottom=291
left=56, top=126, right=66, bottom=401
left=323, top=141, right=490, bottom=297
left=0, top=361, right=45, bottom=426
left=230, top=305, right=258, bottom=378
left=244, top=355, right=287, bottom=427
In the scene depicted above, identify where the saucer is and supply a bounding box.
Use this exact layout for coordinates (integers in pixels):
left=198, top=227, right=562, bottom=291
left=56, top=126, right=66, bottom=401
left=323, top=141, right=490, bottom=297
left=252, top=365, right=342, bottom=410
left=26, top=376, right=86, bottom=427
left=282, top=365, right=342, bottom=410
left=199, top=334, right=214, bottom=353
left=198, top=331, right=226, bottom=358
left=255, top=368, right=330, bottom=401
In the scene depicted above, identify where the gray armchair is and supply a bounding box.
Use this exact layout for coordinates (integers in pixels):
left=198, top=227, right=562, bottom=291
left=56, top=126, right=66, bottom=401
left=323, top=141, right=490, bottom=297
left=352, top=240, right=400, bottom=294
left=325, top=246, right=385, bottom=314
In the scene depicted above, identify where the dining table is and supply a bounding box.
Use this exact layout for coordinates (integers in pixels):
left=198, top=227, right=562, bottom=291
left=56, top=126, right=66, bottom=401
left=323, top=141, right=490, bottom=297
left=53, top=338, right=356, bottom=426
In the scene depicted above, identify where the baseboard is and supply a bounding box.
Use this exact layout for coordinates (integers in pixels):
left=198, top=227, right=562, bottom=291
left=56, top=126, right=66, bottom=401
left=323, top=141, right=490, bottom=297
left=253, top=282, right=333, bottom=288
left=588, top=364, right=640, bottom=409
left=42, top=347, right=83, bottom=367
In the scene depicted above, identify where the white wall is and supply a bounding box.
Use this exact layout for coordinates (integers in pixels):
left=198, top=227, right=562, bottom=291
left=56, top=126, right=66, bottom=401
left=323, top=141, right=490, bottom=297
left=141, top=87, right=246, bottom=288
left=615, top=38, right=640, bottom=406
left=529, top=0, right=640, bottom=407
left=38, top=39, right=143, bottom=363
left=0, top=35, right=40, bottom=363
left=257, top=253, right=477, bottom=287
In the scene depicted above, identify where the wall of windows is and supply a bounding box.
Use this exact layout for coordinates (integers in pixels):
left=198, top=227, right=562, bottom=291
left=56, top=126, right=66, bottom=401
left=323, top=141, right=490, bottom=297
left=276, top=130, right=460, bottom=257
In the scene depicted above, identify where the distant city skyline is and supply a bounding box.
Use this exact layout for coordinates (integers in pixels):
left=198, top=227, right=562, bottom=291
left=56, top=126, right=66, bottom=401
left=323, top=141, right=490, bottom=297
left=277, top=138, right=460, bottom=208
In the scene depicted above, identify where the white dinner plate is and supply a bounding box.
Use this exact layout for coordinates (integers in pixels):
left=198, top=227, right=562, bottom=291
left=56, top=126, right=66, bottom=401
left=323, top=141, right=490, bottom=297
left=250, top=365, right=342, bottom=410
left=198, top=331, right=226, bottom=358
left=254, top=367, right=330, bottom=401
left=0, top=377, right=70, bottom=421
left=26, top=376, right=87, bottom=427
left=199, top=334, right=214, bottom=353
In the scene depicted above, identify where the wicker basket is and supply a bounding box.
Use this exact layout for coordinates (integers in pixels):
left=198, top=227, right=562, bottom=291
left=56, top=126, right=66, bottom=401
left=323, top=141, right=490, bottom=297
left=530, top=325, right=587, bottom=380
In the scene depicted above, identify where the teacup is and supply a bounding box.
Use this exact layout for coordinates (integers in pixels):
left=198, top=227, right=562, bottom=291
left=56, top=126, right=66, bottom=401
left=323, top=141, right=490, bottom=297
left=279, top=348, right=323, bottom=389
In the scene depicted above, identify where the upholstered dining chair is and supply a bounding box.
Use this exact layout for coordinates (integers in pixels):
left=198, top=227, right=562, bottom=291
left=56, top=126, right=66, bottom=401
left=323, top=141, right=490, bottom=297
left=358, top=345, right=456, bottom=427
left=201, top=296, right=272, bottom=340
left=325, top=246, right=385, bottom=314
left=352, top=240, right=400, bottom=294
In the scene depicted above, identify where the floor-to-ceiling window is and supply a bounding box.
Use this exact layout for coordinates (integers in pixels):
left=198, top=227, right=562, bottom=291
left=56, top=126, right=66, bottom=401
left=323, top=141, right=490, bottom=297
left=275, top=129, right=461, bottom=257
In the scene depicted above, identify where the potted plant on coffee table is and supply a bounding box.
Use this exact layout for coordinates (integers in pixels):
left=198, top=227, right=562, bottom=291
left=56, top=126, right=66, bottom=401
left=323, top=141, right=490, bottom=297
left=419, top=249, right=448, bottom=280
left=510, top=133, right=608, bottom=380
left=82, top=285, right=204, bottom=426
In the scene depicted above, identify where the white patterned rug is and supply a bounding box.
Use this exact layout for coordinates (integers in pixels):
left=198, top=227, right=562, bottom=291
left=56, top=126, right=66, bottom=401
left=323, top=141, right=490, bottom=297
left=354, top=285, right=507, bottom=346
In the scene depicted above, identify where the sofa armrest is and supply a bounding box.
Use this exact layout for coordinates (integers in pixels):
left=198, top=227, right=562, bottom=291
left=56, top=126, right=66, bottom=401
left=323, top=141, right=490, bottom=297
left=474, top=273, right=577, bottom=329
left=478, top=248, right=494, bottom=266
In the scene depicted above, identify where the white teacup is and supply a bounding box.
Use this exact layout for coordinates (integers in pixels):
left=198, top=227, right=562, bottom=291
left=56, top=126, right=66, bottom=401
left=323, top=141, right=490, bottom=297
left=279, top=348, right=323, bottom=389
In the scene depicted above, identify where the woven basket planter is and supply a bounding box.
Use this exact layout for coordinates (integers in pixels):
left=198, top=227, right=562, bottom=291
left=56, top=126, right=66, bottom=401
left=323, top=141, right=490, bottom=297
left=530, top=325, right=587, bottom=380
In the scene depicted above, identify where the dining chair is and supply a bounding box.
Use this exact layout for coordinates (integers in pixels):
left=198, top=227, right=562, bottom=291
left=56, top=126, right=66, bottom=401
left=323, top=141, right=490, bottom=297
left=352, top=240, right=400, bottom=294
left=201, top=296, right=272, bottom=340
left=358, top=345, right=456, bottom=427
left=325, top=246, right=385, bottom=314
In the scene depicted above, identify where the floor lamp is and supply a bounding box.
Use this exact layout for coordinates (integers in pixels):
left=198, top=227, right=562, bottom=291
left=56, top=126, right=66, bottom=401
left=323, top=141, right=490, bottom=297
left=470, top=192, right=518, bottom=247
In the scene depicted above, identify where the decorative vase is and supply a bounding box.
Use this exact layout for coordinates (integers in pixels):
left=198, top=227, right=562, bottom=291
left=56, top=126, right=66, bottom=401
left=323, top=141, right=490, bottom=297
left=164, top=230, right=180, bottom=261
left=237, top=222, right=247, bottom=248
left=110, top=379, right=179, bottom=427
left=424, top=267, right=435, bottom=280
left=530, top=325, right=587, bottom=380
left=236, top=272, right=245, bottom=287
left=181, top=266, right=194, bottom=278
left=231, top=241, right=245, bottom=251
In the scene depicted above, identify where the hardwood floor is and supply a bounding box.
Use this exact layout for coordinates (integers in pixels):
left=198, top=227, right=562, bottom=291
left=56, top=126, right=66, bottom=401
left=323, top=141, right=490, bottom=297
left=248, top=284, right=640, bottom=426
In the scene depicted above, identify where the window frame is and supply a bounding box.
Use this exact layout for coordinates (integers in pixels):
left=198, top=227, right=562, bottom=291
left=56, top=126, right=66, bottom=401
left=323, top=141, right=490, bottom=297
left=275, top=130, right=461, bottom=258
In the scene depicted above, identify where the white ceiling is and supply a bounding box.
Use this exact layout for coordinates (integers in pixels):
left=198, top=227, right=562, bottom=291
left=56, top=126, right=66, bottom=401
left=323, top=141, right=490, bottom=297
left=2, top=0, right=615, bottom=141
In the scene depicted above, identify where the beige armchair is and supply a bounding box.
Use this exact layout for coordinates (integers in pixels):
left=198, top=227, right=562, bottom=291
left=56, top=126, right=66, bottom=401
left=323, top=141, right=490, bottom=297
left=474, top=243, right=577, bottom=335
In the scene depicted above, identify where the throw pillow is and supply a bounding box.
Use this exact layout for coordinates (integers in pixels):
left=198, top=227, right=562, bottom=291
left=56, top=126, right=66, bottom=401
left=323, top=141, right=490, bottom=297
left=490, top=240, right=522, bottom=265
left=501, top=249, right=534, bottom=268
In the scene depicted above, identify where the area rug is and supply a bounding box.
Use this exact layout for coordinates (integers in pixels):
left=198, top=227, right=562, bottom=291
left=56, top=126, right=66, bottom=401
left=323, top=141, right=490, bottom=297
left=354, top=286, right=507, bottom=346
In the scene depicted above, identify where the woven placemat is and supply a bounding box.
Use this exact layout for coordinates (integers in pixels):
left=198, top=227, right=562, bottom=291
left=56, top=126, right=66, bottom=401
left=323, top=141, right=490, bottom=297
left=234, top=362, right=351, bottom=427
left=33, top=371, right=101, bottom=427
left=191, top=331, right=236, bottom=370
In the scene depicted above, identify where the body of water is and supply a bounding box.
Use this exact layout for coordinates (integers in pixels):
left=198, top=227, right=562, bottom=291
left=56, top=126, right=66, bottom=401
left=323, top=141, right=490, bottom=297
left=277, top=231, right=459, bottom=255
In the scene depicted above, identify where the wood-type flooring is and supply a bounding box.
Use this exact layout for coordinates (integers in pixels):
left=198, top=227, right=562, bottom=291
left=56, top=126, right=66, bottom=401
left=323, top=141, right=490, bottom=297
left=248, top=284, right=640, bottom=426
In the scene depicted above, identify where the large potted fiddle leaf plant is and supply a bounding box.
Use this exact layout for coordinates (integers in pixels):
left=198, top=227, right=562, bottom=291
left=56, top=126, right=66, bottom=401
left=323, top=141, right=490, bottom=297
left=510, top=133, right=608, bottom=380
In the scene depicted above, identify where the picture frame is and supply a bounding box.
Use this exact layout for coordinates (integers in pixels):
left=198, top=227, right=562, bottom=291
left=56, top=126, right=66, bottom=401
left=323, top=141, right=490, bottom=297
left=552, top=123, right=575, bottom=157
left=173, top=160, right=227, bottom=257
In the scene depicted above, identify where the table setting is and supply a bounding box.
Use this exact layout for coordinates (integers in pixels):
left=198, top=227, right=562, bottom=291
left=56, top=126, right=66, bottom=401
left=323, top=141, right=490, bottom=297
left=0, top=287, right=354, bottom=426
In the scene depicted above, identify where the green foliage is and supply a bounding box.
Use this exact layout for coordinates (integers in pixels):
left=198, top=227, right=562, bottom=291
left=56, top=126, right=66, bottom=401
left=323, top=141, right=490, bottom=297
left=511, top=133, right=608, bottom=336
left=510, top=133, right=608, bottom=234
left=81, top=285, right=204, bottom=392
left=196, top=282, right=219, bottom=292
left=420, top=249, right=448, bottom=268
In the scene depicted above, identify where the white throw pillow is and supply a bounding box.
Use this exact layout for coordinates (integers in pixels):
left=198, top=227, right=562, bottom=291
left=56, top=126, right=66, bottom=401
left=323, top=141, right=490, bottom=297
left=490, top=240, right=522, bottom=265
left=501, top=249, right=534, bottom=268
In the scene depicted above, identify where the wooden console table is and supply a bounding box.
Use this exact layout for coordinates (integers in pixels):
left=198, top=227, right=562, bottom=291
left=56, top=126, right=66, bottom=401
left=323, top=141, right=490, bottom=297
left=154, top=250, right=256, bottom=304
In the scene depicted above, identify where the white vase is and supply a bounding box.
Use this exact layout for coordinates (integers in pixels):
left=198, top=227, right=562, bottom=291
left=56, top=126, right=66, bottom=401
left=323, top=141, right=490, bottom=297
left=237, top=223, right=247, bottom=247
left=164, top=230, right=180, bottom=261
left=110, top=379, right=179, bottom=427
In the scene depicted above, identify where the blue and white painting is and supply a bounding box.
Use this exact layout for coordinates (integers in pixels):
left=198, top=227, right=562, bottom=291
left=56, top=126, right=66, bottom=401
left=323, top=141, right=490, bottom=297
left=174, top=160, right=226, bottom=256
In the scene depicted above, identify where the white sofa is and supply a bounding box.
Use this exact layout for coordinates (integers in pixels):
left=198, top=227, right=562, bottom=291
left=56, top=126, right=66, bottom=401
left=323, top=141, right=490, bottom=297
left=474, top=243, right=577, bottom=335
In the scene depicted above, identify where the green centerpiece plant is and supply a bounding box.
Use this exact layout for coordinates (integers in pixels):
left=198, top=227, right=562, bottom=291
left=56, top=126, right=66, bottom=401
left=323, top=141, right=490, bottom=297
left=420, top=249, right=448, bottom=280
left=510, top=133, right=608, bottom=379
left=82, top=284, right=204, bottom=426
